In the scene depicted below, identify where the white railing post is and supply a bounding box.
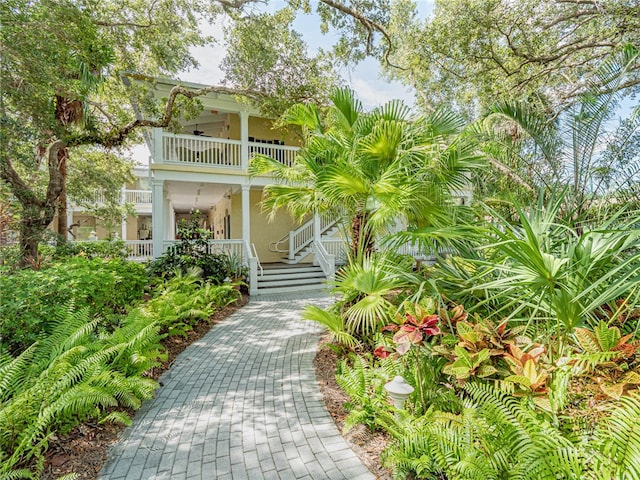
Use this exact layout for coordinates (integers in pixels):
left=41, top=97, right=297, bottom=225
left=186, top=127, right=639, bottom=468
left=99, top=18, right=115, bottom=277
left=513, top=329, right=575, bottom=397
left=288, top=230, right=295, bottom=261
left=249, top=257, right=258, bottom=296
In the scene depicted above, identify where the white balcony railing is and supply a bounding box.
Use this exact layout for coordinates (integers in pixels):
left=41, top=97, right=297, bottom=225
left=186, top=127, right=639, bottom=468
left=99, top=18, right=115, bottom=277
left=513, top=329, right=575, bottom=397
left=69, top=189, right=152, bottom=210
left=126, top=240, right=153, bottom=259
left=163, top=133, right=242, bottom=167
left=162, top=239, right=246, bottom=261
left=160, top=132, right=299, bottom=169
left=248, top=142, right=298, bottom=167
left=125, top=190, right=152, bottom=204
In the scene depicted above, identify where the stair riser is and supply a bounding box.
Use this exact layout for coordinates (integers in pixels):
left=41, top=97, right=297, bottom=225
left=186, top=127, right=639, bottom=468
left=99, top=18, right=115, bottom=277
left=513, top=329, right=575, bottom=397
left=256, top=284, right=329, bottom=295
left=260, top=272, right=326, bottom=281
left=258, top=278, right=326, bottom=288
left=261, top=267, right=322, bottom=275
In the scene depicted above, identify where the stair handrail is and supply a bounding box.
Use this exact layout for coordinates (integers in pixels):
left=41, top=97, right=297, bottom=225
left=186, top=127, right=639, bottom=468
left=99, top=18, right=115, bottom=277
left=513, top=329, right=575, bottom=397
left=288, top=220, right=315, bottom=260
left=268, top=232, right=290, bottom=253
left=288, top=216, right=340, bottom=261
left=251, top=242, right=263, bottom=278
left=313, top=239, right=335, bottom=280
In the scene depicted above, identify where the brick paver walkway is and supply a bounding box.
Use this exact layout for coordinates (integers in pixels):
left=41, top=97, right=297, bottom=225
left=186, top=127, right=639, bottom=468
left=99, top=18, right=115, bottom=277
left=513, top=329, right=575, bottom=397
left=99, top=293, right=375, bottom=480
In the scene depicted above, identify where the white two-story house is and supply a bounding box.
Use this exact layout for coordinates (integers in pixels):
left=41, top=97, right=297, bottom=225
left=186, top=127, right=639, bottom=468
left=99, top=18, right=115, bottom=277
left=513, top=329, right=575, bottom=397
left=62, top=78, right=473, bottom=296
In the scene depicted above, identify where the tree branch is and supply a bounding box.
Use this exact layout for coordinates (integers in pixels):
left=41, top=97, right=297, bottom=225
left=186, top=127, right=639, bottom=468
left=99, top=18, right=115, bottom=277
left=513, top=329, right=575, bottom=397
left=68, top=83, right=264, bottom=148
left=318, top=0, right=407, bottom=71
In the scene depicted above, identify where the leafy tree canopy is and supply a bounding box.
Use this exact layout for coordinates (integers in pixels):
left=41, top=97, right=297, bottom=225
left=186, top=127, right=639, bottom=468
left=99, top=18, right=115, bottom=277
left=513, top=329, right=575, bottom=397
left=383, top=0, right=640, bottom=114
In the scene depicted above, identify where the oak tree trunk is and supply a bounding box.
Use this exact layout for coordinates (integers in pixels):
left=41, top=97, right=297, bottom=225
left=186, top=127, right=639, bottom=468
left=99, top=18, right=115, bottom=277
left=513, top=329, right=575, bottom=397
left=55, top=148, right=68, bottom=242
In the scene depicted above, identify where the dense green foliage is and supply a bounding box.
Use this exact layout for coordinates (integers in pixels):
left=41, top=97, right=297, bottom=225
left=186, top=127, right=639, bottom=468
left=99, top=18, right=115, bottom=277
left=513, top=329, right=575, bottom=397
left=0, top=257, right=147, bottom=355
left=147, top=212, right=247, bottom=284
left=0, top=257, right=240, bottom=478
left=251, top=88, right=478, bottom=259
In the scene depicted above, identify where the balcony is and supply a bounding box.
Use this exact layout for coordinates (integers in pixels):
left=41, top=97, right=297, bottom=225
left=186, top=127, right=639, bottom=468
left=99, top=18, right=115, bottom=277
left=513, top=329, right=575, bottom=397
left=69, top=189, right=152, bottom=212
left=159, top=132, right=298, bottom=170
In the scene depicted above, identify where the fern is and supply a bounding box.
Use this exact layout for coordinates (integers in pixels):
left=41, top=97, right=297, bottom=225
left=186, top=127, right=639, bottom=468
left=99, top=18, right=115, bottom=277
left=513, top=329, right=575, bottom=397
left=593, top=392, right=640, bottom=479
left=0, top=305, right=161, bottom=477
left=336, top=354, right=386, bottom=431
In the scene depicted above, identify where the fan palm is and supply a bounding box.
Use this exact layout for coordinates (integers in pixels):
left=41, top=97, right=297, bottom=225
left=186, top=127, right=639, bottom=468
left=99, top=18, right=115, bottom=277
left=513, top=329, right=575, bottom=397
left=250, top=87, right=480, bottom=259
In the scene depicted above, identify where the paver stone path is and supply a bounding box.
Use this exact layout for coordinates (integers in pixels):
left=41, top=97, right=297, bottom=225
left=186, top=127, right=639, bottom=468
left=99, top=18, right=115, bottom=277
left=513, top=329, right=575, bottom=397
left=99, top=293, right=375, bottom=480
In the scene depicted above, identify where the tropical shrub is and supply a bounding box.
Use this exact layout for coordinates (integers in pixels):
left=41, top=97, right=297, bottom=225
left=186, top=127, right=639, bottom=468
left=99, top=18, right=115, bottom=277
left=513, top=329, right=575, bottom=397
left=147, top=211, right=243, bottom=284
left=310, top=252, right=418, bottom=344
left=43, top=239, right=130, bottom=260
left=0, top=257, right=147, bottom=354
left=379, top=382, right=640, bottom=479
left=434, top=193, right=640, bottom=338
left=143, top=270, right=240, bottom=338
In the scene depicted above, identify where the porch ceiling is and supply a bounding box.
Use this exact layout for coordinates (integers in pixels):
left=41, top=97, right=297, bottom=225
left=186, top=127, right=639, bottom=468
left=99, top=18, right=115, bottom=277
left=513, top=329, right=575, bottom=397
left=165, top=181, right=230, bottom=212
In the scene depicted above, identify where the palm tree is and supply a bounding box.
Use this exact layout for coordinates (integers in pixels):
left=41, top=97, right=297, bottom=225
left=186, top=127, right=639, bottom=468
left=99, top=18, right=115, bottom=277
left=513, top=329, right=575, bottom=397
left=250, top=87, right=480, bottom=259
left=484, top=45, right=640, bottom=225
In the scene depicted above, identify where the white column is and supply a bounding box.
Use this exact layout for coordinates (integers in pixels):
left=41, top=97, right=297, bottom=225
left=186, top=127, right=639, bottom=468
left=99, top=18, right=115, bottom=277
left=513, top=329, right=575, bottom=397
left=152, top=127, right=164, bottom=164
left=242, top=185, right=250, bottom=245
left=120, top=187, right=127, bottom=240
left=151, top=179, right=164, bottom=258
left=167, top=200, right=175, bottom=240
left=240, top=111, right=249, bottom=170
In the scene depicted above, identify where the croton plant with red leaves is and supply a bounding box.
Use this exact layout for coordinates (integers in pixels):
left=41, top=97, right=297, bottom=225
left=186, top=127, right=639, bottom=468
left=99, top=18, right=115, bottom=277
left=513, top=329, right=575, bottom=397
left=379, top=302, right=442, bottom=355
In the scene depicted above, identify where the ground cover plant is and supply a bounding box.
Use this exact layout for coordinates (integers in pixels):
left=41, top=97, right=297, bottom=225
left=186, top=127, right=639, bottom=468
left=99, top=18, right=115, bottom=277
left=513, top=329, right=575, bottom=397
left=0, top=256, right=241, bottom=479
left=305, top=192, right=640, bottom=479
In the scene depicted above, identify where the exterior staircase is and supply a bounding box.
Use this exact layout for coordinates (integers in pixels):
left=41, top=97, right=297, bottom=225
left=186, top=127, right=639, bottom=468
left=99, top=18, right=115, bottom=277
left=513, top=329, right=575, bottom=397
left=256, top=263, right=329, bottom=295
left=282, top=225, right=340, bottom=264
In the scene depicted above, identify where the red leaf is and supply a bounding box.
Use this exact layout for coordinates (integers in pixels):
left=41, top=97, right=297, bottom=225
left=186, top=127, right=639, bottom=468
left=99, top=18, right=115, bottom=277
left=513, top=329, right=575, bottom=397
left=374, top=346, right=391, bottom=359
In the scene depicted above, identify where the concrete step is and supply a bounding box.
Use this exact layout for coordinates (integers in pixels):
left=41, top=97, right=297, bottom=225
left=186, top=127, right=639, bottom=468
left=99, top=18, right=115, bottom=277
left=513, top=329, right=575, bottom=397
left=259, top=271, right=326, bottom=281
left=258, top=275, right=326, bottom=288
left=255, top=264, right=328, bottom=294
left=256, top=283, right=329, bottom=295
left=261, top=265, right=322, bottom=275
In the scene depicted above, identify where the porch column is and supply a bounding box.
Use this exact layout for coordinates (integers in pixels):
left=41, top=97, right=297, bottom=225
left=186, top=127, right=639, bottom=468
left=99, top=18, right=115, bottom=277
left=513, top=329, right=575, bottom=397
left=240, top=111, right=249, bottom=170
left=241, top=184, right=251, bottom=245
left=167, top=200, right=175, bottom=240
left=152, top=127, right=164, bottom=164
left=120, top=187, right=127, bottom=240
left=151, top=179, right=164, bottom=258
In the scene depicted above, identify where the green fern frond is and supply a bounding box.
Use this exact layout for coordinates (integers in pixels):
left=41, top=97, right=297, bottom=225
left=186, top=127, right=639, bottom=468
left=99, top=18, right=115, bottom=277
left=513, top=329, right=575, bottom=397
left=595, top=392, right=640, bottom=478
left=0, top=469, right=34, bottom=479
left=100, top=411, right=132, bottom=426
left=0, top=345, right=37, bottom=403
